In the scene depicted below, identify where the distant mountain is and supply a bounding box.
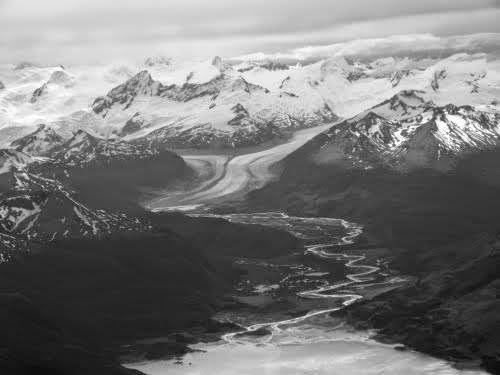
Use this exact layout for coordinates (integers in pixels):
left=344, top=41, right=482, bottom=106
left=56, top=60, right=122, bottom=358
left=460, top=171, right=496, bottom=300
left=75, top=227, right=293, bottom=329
left=297, top=90, right=500, bottom=171
left=250, top=88, right=500, bottom=250
left=144, top=55, right=172, bottom=67
left=50, top=129, right=159, bottom=167
left=2, top=52, right=500, bottom=150
left=41, top=131, right=190, bottom=211
left=90, top=68, right=338, bottom=148
left=0, top=166, right=147, bottom=261
left=11, top=124, right=64, bottom=156
left=1, top=131, right=189, bottom=259
left=92, top=71, right=163, bottom=115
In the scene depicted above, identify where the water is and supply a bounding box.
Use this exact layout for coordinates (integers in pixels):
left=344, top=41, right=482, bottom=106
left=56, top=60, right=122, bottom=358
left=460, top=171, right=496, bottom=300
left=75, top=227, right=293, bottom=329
left=126, top=212, right=488, bottom=375
left=128, top=330, right=485, bottom=375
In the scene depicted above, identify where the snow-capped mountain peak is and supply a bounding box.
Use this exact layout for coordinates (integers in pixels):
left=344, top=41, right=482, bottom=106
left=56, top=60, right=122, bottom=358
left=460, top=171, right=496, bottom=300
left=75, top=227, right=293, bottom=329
left=92, top=70, right=162, bottom=115
left=3, top=48, right=500, bottom=151
left=311, top=92, right=500, bottom=170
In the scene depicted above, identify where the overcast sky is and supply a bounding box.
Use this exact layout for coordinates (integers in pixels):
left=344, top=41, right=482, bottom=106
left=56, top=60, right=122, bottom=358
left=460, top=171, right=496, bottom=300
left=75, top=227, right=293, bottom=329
left=1, top=0, right=500, bottom=64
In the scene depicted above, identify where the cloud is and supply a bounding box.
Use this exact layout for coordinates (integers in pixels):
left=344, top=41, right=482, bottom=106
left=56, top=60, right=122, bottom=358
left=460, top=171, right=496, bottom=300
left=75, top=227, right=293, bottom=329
left=0, top=0, right=499, bottom=63
left=236, top=33, right=500, bottom=63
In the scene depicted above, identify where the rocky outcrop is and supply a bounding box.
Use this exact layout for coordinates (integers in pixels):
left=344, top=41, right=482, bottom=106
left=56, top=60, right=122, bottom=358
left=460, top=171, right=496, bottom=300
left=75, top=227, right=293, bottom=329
left=431, top=69, right=447, bottom=92
left=211, top=56, right=231, bottom=72
left=121, top=112, right=147, bottom=136
left=10, top=124, right=64, bottom=156
left=92, top=71, right=165, bottom=115
left=144, top=56, right=171, bottom=67
left=30, top=83, right=48, bottom=103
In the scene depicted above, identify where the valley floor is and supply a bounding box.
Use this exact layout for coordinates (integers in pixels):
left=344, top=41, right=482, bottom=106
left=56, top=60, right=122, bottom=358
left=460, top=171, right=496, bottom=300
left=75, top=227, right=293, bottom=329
left=140, top=127, right=499, bottom=374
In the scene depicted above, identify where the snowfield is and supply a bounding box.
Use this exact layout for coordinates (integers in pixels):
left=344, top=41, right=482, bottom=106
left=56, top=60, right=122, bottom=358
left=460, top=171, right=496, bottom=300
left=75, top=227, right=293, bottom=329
left=1, top=34, right=500, bottom=149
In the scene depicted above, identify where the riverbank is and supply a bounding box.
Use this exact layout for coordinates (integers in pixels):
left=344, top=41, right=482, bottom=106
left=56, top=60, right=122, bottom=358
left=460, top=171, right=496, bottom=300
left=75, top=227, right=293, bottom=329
left=340, top=230, right=500, bottom=374
left=0, top=212, right=301, bottom=375
left=124, top=213, right=489, bottom=375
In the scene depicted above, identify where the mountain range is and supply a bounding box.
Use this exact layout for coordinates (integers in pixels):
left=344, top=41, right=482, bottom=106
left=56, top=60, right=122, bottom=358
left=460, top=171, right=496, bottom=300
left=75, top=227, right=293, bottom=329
left=1, top=52, right=498, bottom=150
left=2, top=44, right=500, bottom=374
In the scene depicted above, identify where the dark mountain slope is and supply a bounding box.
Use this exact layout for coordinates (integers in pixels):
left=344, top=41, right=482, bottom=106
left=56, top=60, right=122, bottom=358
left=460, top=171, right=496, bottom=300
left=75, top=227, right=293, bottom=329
left=249, top=136, right=500, bottom=374
left=342, top=231, right=500, bottom=374
left=251, top=150, right=500, bottom=249
left=34, top=131, right=191, bottom=212
left=0, top=211, right=300, bottom=374
left=0, top=293, right=141, bottom=375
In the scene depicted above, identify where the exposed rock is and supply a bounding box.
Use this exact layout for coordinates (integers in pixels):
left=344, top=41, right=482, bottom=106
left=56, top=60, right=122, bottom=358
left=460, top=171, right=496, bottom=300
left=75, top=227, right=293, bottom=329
left=390, top=70, right=412, bottom=87
left=431, top=69, right=447, bottom=92
left=92, top=70, right=164, bottom=115
left=144, top=56, right=172, bottom=67
left=259, top=60, right=289, bottom=71
left=211, top=56, right=231, bottom=72
left=11, top=124, right=64, bottom=156
left=30, top=83, right=48, bottom=103
left=121, top=112, right=147, bottom=136
left=51, top=130, right=157, bottom=167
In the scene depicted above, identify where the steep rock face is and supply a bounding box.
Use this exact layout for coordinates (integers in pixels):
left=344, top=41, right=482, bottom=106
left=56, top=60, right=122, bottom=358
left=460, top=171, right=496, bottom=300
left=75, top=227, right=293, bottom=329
left=390, top=70, right=412, bottom=87
left=92, top=71, right=164, bottom=115
left=0, top=81, right=4, bottom=90
left=228, top=103, right=250, bottom=126
left=30, top=83, right=48, bottom=104
left=431, top=69, right=447, bottom=92
left=10, top=124, right=64, bottom=156
left=120, top=112, right=147, bottom=136
left=211, top=56, right=231, bottom=72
